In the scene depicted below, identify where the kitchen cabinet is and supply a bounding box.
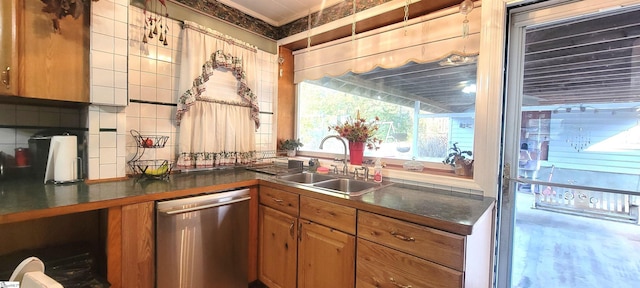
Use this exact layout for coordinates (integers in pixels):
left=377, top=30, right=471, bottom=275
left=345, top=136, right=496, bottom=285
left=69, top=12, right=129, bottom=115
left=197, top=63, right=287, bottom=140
left=107, top=202, right=155, bottom=288
left=258, top=187, right=357, bottom=288
left=258, top=187, right=299, bottom=288
left=0, top=0, right=89, bottom=103
left=356, top=210, right=493, bottom=288
left=298, top=196, right=356, bottom=288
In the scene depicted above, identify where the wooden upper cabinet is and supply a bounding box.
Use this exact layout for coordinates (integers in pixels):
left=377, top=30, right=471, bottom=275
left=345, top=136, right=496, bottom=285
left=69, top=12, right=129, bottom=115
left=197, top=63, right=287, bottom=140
left=1, top=0, right=90, bottom=102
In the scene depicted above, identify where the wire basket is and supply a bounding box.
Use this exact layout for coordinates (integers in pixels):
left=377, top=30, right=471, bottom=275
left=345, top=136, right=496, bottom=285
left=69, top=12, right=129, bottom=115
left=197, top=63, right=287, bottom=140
left=131, top=159, right=174, bottom=179
left=131, top=129, right=169, bottom=148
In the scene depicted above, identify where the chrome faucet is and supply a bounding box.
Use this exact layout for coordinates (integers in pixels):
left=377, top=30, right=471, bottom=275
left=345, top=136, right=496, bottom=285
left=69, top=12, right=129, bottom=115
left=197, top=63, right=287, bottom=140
left=319, top=135, right=348, bottom=175
left=354, top=166, right=369, bottom=181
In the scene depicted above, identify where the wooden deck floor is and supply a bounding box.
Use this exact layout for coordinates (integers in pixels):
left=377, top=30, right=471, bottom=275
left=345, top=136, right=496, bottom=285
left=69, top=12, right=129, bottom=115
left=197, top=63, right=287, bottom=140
left=512, top=192, right=640, bottom=288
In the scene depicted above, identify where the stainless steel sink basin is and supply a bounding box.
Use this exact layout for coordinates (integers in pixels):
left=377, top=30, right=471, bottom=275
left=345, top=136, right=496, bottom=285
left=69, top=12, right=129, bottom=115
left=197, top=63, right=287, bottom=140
left=277, top=172, right=335, bottom=184
left=312, top=178, right=389, bottom=196
left=275, top=172, right=392, bottom=196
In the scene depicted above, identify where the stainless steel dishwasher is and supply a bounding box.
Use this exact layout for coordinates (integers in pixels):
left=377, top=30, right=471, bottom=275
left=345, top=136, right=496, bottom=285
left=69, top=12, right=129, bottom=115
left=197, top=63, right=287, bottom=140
left=156, top=188, right=250, bottom=288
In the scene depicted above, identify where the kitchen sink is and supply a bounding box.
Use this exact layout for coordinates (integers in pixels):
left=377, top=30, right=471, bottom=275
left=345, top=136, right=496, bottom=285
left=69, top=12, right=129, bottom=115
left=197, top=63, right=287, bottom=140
left=312, top=178, right=389, bottom=196
left=275, top=172, right=392, bottom=196
left=277, top=172, right=336, bottom=184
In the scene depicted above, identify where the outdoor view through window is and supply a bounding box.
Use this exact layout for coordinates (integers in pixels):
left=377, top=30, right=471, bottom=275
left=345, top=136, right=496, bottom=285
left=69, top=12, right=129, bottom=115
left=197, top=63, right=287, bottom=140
left=296, top=59, right=477, bottom=167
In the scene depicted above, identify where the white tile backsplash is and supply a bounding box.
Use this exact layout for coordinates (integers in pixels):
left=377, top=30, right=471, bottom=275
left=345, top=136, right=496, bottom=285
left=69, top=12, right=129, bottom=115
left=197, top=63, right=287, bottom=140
left=100, top=163, right=117, bottom=178
left=156, top=75, right=171, bottom=90
left=156, top=88, right=172, bottom=104
left=115, top=38, right=128, bottom=55
left=115, top=71, right=127, bottom=88
left=114, top=21, right=128, bottom=40
left=114, top=3, right=128, bottom=23
left=115, top=89, right=128, bottom=107
left=93, top=0, right=115, bottom=19
left=140, top=72, right=157, bottom=87
left=114, top=55, right=127, bottom=72
left=100, top=132, right=117, bottom=148
left=128, top=70, right=140, bottom=86
left=92, top=33, right=115, bottom=53
left=92, top=15, right=115, bottom=37
left=92, top=86, right=115, bottom=105
left=89, top=135, right=100, bottom=158
left=93, top=68, right=115, bottom=87
left=139, top=103, right=156, bottom=118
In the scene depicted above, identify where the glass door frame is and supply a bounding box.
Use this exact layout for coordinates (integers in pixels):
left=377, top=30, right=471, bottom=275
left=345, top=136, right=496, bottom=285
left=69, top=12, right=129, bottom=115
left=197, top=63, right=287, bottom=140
left=497, top=0, right=640, bottom=287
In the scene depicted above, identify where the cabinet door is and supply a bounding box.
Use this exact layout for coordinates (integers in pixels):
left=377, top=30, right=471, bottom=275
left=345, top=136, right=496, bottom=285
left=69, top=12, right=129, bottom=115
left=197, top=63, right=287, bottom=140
left=259, top=205, right=298, bottom=288
left=0, top=0, right=18, bottom=96
left=17, top=0, right=89, bottom=102
left=298, top=220, right=355, bottom=288
left=122, top=202, right=155, bottom=287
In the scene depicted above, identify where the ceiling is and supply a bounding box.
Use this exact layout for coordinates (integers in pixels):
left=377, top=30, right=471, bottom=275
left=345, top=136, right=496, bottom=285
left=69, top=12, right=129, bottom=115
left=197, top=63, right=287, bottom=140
left=308, top=5, right=640, bottom=114
left=522, top=8, right=640, bottom=108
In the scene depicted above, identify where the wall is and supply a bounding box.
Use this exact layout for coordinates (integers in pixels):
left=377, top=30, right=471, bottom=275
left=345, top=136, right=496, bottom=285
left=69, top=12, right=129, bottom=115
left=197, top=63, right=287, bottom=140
left=125, top=5, right=276, bottom=173
left=2, top=0, right=277, bottom=181
left=87, top=0, right=130, bottom=180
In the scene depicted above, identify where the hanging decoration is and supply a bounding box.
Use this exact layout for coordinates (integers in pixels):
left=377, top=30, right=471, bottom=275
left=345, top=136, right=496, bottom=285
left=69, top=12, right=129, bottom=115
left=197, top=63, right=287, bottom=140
left=567, top=126, right=591, bottom=152
left=439, top=0, right=477, bottom=66
left=352, top=0, right=357, bottom=42
left=41, top=0, right=100, bottom=33
left=403, top=0, right=411, bottom=36
left=459, top=0, right=474, bottom=38
left=142, top=0, right=169, bottom=46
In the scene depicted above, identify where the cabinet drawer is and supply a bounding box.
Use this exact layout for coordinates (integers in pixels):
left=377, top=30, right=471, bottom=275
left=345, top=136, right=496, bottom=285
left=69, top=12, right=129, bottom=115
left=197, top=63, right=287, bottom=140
left=356, top=238, right=462, bottom=288
left=358, top=211, right=465, bottom=270
left=300, top=196, right=356, bottom=234
left=259, top=186, right=299, bottom=216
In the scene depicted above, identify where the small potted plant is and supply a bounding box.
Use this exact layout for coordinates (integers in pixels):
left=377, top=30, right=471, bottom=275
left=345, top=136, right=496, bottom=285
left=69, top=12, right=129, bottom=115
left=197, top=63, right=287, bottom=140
left=279, top=139, right=304, bottom=157
left=443, top=142, right=473, bottom=176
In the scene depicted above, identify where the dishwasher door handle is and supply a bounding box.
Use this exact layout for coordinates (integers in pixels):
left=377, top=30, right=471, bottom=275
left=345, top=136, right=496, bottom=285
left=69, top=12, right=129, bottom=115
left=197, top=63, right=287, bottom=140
left=161, top=196, right=251, bottom=215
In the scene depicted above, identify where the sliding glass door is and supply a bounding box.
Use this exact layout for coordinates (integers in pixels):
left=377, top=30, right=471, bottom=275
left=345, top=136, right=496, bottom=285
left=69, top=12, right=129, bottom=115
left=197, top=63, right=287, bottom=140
left=499, top=0, right=640, bottom=287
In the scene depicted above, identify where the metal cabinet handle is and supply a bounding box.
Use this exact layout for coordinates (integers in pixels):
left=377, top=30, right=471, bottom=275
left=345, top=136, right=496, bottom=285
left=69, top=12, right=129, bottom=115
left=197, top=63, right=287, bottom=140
left=272, top=197, right=284, bottom=203
left=390, top=277, right=412, bottom=288
left=389, top=231, right=415, bottom=242
left=2, top=67, right=10, bottom=89
left=289, top=220, right=295, bottom=238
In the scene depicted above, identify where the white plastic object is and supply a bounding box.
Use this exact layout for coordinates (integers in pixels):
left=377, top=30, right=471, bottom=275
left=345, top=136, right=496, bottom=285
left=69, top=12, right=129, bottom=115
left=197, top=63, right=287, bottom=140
left=22, top=272, right=63, bottom=288
left=9, top=257, right=63, bottom=288
left=373, top=158, right=382, bottom=183
left=9, top=257, right=44, bottom=282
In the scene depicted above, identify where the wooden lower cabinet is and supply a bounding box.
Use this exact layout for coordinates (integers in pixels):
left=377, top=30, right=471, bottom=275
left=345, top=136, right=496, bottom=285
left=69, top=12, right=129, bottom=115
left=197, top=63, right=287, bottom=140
left=258, top=187, right=493, bottom=288
left=258, top=188, right=357, bottom=288
left=259, top=205, right=298, bottom=288
left=297, top=220, right=355, bottom=288
left=356, top=238, right=462, bottom=288
left=107, top=202, right=155, bottom=288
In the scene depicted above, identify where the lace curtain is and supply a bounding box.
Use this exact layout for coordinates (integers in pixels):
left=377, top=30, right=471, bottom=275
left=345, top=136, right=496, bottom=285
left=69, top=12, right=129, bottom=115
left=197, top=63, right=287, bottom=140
left=176, top=21, right=259, bottom=169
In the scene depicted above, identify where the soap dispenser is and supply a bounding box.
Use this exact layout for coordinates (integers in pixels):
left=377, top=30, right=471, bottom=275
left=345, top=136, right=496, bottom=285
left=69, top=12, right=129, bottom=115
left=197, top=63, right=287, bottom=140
left=373, top=158, right=383, bottom=183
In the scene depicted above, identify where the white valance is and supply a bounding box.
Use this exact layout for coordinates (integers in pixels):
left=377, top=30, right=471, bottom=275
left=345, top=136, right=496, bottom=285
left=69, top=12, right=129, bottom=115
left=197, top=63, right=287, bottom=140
left=293, top=5, right=481, bottom=83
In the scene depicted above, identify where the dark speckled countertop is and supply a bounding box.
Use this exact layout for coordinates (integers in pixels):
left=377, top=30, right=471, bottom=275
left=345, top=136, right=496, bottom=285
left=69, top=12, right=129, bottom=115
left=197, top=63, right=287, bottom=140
left=0, top=168, right=494, bottom=235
